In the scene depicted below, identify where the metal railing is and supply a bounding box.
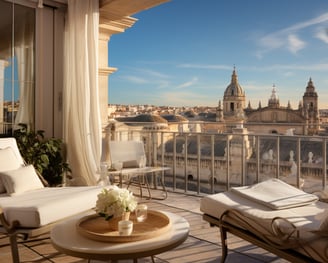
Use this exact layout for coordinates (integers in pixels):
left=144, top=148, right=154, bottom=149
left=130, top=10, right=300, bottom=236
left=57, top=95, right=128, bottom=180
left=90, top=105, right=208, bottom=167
left=103, top=126, right=328, bottom=195
left=0, top=122, right=14, bottom=136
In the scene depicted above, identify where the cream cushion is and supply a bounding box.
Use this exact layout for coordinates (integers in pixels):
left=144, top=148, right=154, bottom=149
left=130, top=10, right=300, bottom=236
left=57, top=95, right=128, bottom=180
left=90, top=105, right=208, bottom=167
left=0, top=186, right=105, bottom=227
left=200, top=187, right=328, bottom=263
left=0, top=147, right=23, bottom=193
left=123, top=160, right=139, bottom=168
left=0, top=138, right=25, bottom=165
left=109, top=141, right=145, bottom=164
left=1, top=165, right=44, bottom=195
left=230, top=178, right=318, bottom=210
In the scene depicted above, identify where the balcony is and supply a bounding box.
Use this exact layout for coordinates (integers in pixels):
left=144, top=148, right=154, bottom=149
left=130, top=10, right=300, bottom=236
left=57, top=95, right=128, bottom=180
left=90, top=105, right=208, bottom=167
left=0, top=127, right=326, bottom=262
left=105, top=124, right=328, bottom=196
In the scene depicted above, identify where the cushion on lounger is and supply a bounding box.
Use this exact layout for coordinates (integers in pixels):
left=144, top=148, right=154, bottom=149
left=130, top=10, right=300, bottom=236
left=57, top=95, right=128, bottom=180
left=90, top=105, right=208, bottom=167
left=0, top=186, right=105, bottom=227
left=230, top=179, right=318, bottom=210
left=1, top=165, right=44, bottom=195
left=0, top=147, right=23, bottom=193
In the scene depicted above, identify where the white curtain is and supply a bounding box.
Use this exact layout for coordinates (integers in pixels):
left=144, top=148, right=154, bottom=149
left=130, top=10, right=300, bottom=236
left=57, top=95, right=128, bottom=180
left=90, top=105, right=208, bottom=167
left=63, top=0, right=101, bottom=185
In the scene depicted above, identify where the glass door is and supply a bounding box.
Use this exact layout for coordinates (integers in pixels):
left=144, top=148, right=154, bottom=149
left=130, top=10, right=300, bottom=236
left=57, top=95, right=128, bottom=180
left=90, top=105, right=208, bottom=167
left=0, top=0, right=35, bottom=135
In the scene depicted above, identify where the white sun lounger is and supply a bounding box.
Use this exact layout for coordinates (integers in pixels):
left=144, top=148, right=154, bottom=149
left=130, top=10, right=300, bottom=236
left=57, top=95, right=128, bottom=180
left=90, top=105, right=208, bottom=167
left=0, top=138, right=105, bottom=263
left=200, top=179, right=328, bottom=263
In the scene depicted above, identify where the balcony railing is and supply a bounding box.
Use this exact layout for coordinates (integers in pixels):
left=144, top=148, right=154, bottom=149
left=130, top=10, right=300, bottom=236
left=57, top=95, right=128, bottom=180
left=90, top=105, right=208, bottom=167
left=103, top=124, right=328, bottom=195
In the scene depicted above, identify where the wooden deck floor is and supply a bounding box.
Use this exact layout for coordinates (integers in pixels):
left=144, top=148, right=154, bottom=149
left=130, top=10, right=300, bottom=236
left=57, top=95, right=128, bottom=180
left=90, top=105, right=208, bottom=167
left=0, top=190, right=289, bottom=263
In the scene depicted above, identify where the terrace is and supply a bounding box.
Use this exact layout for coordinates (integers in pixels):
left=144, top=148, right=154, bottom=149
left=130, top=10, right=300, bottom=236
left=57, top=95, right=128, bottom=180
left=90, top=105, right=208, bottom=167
left=1, top=1, right=326, bottom=261
left=1, top=128, right=326, bottom=262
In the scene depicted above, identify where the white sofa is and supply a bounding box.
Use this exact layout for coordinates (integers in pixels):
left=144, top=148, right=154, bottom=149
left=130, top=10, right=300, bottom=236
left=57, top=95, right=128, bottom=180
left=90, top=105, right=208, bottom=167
left=0, top=138, right=105, bottom=263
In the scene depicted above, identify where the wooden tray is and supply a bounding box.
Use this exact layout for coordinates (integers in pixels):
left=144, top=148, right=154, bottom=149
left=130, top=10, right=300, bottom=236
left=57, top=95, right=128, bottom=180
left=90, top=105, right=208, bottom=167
left=76, top=210, right=171, bottom=243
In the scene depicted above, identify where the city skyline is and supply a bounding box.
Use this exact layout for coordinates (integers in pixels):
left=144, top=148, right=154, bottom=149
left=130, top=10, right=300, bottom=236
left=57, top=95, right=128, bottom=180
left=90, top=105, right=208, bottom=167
left=108, top=0, right=328, bottom=109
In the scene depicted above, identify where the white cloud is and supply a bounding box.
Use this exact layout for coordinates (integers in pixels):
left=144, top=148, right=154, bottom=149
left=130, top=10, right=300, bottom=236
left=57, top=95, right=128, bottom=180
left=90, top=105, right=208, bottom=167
left=178, top=64, right=231, bottom=70
left=259, top=35, right=284, bottom=50
left=124, top=76, right=149, bottom=84
left=156, top=79, right=170, bottom=89
left=176, top=77, right=198, bottom=89
left=287, top=34, right=306, bottom=54
left=152, top=91, right=215, bottom=107
left=122, top=67, right=171, bottom=88
left=315, top=27, right=328, bottom=44
left=255, top=12, right=328, bottom=57
left=136, top=68, right=170, bottom=79
left=283, top=71, right=294, bottom=77
left=245, top=63, right=328, bottom=72
left=281, top=12, right=328, bottom=32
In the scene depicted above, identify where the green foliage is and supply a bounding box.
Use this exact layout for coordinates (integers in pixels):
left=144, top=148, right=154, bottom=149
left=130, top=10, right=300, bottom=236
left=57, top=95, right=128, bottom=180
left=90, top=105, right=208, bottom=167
left=13, top=124, right=71, bottom=186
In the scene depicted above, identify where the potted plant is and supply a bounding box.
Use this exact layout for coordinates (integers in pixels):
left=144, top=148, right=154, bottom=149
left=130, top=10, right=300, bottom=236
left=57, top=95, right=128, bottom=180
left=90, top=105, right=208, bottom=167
left=13, top=124, right=71, bottom=186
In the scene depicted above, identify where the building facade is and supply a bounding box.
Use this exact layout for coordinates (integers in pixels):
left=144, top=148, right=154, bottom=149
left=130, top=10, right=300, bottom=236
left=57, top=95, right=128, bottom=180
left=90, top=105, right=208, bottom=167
left=216, top=69, right=320, bottom=135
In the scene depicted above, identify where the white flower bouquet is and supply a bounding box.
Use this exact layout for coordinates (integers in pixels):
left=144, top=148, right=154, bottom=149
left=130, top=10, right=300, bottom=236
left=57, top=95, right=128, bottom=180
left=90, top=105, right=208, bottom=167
left=95, top=186, right=137, bottom=220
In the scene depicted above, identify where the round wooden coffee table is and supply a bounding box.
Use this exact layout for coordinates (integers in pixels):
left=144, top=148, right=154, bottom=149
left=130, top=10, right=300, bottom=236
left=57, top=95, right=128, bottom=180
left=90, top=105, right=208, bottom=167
left=51, top=211, right=189, bottom=261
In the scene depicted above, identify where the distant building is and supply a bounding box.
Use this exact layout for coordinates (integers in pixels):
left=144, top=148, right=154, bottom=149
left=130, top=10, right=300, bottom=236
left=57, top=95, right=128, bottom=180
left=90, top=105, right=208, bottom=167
left=215, top=68, right=320, bottom=135
left=109, top=68, right=321, bottom=136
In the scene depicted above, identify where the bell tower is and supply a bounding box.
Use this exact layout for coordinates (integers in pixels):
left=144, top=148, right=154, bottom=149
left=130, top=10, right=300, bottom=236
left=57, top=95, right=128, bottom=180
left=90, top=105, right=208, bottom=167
left=302, top=78, right=319, bottom=135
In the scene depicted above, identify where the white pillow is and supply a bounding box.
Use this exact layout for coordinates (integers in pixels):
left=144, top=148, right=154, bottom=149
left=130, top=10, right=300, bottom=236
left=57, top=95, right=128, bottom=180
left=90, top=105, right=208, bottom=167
left=123, top=160, right=139, bottom=168
left=1, top=165, right=44, bottom=195
left=0, top=147, right=22, bottom=193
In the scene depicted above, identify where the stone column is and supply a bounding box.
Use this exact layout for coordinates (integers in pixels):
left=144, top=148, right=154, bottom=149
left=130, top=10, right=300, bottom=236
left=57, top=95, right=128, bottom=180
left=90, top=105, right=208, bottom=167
left=98, top=15, right=137, bottom=162
left=98, top=16, right=137, bottom=127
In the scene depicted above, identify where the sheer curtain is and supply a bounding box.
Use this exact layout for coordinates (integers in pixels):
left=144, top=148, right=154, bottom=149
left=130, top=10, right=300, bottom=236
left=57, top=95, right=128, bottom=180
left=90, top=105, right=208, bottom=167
left=63, top=0, right=101, bottom=185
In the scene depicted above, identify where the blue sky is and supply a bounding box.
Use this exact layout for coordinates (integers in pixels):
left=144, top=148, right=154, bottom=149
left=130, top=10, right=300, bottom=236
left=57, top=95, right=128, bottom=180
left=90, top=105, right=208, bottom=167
left=108, top=0, right=328, bottom=109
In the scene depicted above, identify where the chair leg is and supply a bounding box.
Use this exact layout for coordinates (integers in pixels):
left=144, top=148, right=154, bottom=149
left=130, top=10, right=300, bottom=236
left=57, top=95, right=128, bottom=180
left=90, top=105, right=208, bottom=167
left=157, top=174, right=168, bottom=200
left=138, top=175, right=143, bottom=198
left=148, top=172, right=167, bottom=200
left=1, top=210, right=20, bottom=263
left=143, top=174, right=152, bottom=199
left=9, top=233, right=20, bottom=263
left=220, top=225, right=228, bottom=263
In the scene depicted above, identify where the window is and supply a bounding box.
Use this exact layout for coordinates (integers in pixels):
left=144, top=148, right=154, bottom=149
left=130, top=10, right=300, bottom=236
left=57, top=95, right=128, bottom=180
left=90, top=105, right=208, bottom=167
left=230, top=102, right=234, bottom=112
left=0, top=1, right=35, bottom=135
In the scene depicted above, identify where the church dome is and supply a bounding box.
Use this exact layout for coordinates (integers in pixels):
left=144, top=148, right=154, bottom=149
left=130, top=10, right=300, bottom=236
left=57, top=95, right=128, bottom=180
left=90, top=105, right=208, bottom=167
left=161, top=114, right=188, bottom=122
left=224, top=68, right=245, bottom=98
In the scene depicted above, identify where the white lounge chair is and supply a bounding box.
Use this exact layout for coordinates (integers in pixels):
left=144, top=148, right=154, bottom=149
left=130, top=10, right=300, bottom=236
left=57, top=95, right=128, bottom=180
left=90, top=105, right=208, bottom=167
left=109, top=140, right=169, bottom=199
left=200, top=179, right=328, bottom=263
left=0, top=138, right=105, bottom=263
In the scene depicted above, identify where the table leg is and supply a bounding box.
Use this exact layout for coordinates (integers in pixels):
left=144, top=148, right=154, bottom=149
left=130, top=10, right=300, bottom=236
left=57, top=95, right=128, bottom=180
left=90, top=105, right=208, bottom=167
left=148, top=172, right=167, bottom=200
left=119, top=172, right=123, bottom=188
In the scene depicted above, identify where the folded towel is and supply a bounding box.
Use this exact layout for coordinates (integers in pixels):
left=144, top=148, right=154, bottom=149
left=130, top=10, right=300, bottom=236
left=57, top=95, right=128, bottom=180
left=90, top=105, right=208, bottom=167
left=231, top=179, right=318, bottom=210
